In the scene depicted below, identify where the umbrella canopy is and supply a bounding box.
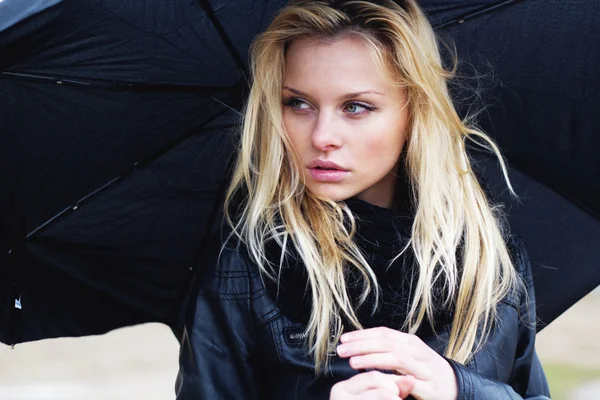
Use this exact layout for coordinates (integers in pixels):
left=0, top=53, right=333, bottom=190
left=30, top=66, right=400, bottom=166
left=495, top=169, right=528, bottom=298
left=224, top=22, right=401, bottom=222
left=431, top=0, right=600, bottom=329
left=1, top=0, right=598, bottom=345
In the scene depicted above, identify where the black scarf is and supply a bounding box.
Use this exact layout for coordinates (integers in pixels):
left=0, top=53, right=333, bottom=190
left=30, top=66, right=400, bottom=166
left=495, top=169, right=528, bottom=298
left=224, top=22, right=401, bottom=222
left=262, top=198, right=453, bottom=333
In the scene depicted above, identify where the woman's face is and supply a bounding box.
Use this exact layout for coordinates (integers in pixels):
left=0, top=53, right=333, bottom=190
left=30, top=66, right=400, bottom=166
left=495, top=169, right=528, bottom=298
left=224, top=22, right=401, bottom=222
left=282, top=36, right=409, bottom=208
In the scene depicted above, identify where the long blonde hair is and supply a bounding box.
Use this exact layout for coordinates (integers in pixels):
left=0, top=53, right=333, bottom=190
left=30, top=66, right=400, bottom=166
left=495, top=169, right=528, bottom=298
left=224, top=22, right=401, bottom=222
left=225, top=0, right=519, bottom=372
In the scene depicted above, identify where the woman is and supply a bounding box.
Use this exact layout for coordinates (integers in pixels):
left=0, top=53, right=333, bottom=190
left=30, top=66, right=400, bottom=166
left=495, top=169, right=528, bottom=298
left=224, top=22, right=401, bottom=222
left=176, top=0, right=550, bottom=399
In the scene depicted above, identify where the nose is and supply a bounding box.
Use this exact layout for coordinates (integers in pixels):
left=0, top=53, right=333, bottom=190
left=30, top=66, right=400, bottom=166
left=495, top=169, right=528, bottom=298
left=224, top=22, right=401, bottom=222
left=311, top=111, right=342, bottom=152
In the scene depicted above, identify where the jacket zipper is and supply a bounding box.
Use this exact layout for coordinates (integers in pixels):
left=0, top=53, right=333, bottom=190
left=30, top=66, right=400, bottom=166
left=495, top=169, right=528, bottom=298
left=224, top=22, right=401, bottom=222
left=285, top=328, right=309, bottom=346
left=285, top=329, right=338, bottom=356
left=288, top=331, right=308, bottom=341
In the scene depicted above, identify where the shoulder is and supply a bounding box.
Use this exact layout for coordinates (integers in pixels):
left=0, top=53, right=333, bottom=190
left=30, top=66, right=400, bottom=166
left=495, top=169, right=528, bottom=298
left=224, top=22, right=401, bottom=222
left=496, top=231, right=537, bottom=324
left=505, top=233, right=531, bottom=274
left=504, top=232, right=534, bottom=293
left=195, top=227, right=284, bottom=328
left=194, top=227, right=262, bottom=298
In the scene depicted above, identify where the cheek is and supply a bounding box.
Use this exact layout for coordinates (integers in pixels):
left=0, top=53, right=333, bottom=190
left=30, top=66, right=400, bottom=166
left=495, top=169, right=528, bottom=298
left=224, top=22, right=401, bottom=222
left=283, top=112, right=305, bottom=150
left=358, top=125, right=407, bottom=166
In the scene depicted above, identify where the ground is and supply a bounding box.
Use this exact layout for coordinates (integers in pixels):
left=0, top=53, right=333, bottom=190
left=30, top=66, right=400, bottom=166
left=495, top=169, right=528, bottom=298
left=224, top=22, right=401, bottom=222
left=536, top=291, right=600, bottom=399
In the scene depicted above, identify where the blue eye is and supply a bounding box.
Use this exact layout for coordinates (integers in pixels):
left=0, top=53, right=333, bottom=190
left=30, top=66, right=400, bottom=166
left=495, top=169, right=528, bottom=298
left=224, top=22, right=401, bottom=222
left=283, top=97, right=376, bottom=114
left=283, top=97, right=310, bottom=109
left=344, top=102, right=375, bottom=114
left=345, top=103, right=365, bottom=113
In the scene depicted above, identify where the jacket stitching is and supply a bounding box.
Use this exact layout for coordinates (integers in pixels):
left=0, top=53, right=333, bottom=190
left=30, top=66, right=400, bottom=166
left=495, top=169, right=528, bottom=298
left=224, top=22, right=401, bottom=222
left=258, top=306, right=281, bottom=327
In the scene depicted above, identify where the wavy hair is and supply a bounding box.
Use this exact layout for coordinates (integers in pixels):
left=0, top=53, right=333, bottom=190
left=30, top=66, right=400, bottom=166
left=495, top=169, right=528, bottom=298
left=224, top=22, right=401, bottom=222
left=225, top=0, right=520, bottom=372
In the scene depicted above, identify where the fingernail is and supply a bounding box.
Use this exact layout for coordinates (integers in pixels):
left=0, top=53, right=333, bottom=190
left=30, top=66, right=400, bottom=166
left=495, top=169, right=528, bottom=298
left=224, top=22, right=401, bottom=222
left=336, top=345, right=347, bottom=356
left=350, top=357, right=362, bottom=368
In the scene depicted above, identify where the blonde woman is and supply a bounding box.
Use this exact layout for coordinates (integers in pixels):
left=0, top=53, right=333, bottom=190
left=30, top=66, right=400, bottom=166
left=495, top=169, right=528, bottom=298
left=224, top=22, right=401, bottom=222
left=176, top=1, right=550, bottom=399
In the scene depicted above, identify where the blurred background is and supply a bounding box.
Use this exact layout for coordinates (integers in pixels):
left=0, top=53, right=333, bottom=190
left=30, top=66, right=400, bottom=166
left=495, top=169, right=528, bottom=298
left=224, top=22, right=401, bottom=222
left=0, top=290, right=598, bottom=400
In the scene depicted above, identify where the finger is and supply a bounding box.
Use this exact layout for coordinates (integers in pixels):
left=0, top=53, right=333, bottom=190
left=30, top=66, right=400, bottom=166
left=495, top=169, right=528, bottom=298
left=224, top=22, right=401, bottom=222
left=393, top=375, right=417, bottom=399
left=332, top=371, right=401, bottom=395
left=340, top=327, right=414, bottom=344
left=337, top=338, right=417, bottom=358
left=356, top=388, right=402, bottom=400
left=349, top=353, right=429, bottom=380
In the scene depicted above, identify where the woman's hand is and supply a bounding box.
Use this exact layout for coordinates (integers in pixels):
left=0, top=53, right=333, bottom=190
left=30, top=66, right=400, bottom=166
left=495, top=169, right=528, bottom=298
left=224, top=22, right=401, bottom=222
left=330, top=371, right=416, bottom=400
left=336, top=327, right=458, bottom=400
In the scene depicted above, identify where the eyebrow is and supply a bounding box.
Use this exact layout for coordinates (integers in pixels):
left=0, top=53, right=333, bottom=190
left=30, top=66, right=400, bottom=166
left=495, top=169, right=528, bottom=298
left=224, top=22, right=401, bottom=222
left=283, top=86, right=384, bottom=100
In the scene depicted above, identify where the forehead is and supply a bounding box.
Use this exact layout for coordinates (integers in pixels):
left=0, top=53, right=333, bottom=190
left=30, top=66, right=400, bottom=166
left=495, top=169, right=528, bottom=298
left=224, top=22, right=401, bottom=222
left=283, top=36, right=395, bottom=93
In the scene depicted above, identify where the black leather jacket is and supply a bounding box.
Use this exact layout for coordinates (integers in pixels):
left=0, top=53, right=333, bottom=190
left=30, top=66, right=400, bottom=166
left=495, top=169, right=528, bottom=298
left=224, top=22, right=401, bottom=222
left=176, top=201, right=550, bottom=399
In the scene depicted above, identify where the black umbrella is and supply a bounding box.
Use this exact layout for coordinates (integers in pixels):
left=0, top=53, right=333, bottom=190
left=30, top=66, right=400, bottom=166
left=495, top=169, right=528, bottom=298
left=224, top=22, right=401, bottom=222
left=1, top=0, right=598, bottom=346
left=429, top=0, right=600, bottom=330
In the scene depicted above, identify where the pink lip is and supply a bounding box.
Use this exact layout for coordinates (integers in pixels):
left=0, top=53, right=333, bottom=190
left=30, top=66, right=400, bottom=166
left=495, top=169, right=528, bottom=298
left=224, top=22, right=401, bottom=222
left=309, top=168, right=348, bottom=182
left=307, top=160, right=346, bottom=170
left=307, top=159, right=349, bottom=182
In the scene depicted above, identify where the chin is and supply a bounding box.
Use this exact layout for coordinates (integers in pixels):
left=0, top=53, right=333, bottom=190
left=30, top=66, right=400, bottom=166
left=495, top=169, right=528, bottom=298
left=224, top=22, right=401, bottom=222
left=306, top=184, right=356, bottom=203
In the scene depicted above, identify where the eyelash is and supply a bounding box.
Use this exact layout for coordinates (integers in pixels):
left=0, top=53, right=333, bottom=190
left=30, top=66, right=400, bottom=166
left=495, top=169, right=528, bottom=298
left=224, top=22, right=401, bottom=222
left=282, top=97, right=377, bottom=114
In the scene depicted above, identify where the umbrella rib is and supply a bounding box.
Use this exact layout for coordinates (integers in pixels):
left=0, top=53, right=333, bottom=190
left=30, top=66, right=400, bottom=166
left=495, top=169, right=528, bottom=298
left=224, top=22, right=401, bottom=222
left=7, top=106, right=237, bottom=255
left=199, top=1, right=247, bottom=78
left=0, top=71, right=233, bottom=93
left=433, top=0, right=523, bottom=30
left=210, top=96, right=243, bottom=117
left=21, top=177, right=121, bottom=242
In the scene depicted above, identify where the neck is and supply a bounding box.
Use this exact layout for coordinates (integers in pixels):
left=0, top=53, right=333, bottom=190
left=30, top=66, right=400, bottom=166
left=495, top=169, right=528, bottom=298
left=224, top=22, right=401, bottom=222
left=355, top=161, right=411, bottom=213
left=355, top=161, right=402, bottom=209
